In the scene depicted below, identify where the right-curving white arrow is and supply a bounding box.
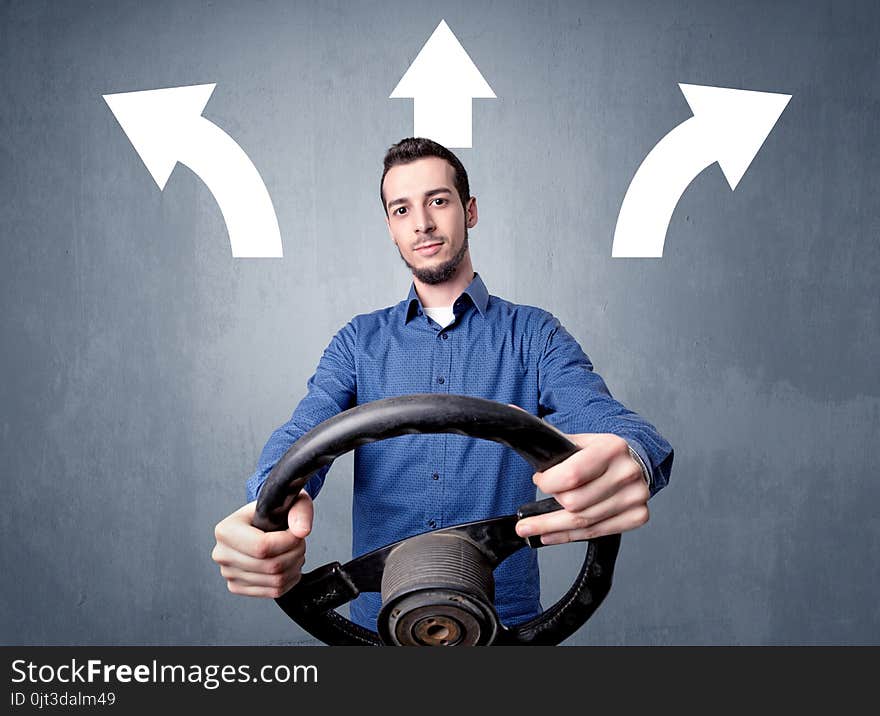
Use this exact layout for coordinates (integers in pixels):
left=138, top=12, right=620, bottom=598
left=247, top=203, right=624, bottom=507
left=103, top=83, right=282, bottom=258
left=612, top=83, right=792, bottom=258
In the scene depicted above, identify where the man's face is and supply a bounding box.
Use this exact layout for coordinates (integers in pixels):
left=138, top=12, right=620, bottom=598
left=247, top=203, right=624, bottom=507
left=383, top=157, right=477, bottom=285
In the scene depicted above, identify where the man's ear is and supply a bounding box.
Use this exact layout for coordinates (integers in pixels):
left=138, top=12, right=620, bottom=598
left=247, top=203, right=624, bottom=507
left=466, top=196, right=478, bottom=228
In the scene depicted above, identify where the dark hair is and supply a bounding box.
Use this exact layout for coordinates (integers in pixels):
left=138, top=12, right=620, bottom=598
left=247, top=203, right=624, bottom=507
left=380, top=137, right=471, bottom=216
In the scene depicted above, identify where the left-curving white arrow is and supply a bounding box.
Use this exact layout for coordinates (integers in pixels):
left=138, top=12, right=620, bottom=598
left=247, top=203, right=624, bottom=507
left=103, top=83, right=282, bottom=258
left=612, top=83, right=791, bottom=258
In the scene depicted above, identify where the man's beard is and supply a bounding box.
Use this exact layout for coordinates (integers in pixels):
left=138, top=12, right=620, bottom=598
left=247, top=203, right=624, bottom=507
left=398, top=229, right=469, bottom=286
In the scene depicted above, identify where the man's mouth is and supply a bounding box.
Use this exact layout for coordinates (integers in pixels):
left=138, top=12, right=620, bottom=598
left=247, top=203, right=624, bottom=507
left=414, top=242, right=443, bottom=256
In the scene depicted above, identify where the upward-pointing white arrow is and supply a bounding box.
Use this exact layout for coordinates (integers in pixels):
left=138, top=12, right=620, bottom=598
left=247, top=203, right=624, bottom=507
left=102, top=83, right=283, bottom=258
left=390, top=19, right=496, bottom=149
left=612, top=83, right=792, bottom=258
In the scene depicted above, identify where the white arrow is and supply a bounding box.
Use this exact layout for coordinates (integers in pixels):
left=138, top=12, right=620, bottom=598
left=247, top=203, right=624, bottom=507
left=612, top=83, right=791, bottom=258
left=390, top=19, right=496, bottom=148
left=102, top=83, right=282, bottom=258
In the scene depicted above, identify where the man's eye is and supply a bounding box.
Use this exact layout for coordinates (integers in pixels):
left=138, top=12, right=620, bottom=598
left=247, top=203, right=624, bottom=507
left=394, top=207, right=407, bottom=216
left=432, top=198, right=447, bottom=206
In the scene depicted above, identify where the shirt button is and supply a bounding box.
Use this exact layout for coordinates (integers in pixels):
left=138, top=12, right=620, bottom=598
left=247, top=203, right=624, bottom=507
left=437, top=377, right=445, bottom=384
left=428, top=519, right=437, bottom=528
left=441, top=333, right=448, bottom=340
left=432, top=473, right=439, bottom=480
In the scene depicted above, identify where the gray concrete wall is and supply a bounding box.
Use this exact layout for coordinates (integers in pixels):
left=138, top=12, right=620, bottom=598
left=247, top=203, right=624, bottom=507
left=1, top=0, right=877, bottom=645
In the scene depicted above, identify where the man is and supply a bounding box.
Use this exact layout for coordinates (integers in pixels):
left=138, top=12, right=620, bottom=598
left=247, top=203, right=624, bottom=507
left=212, top=137, right=674, bottom=633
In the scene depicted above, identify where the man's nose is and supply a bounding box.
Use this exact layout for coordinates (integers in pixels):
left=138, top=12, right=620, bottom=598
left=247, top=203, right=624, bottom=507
left=412, top=207, right=435, bottom=234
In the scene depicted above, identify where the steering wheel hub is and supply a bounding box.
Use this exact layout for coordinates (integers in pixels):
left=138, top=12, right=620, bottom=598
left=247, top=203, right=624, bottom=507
left=377, top=532, right=498, bottom=645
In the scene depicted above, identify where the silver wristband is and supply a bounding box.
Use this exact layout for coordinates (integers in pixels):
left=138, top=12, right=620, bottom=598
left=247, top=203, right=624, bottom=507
left=627, top=444, right=651, bottom=489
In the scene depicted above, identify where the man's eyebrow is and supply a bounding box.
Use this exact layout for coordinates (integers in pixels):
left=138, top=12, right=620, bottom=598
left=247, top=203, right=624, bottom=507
left=387, top=187, right=452, bottom=210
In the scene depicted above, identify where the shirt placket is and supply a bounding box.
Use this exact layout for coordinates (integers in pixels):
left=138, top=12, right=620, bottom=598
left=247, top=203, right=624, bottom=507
left=425, top=315, right=454, bottom=532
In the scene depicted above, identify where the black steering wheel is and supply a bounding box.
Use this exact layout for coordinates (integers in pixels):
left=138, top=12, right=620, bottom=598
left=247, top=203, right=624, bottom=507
left=252, top=394, right=621, bottom=646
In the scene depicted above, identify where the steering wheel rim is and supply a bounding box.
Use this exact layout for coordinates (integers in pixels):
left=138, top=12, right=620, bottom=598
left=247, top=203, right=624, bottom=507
left=253, top=394, right=621, bottom=645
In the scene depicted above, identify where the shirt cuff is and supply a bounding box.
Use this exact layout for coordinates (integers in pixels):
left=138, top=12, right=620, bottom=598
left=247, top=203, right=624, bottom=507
left=624, top=439, right=652, bottom=491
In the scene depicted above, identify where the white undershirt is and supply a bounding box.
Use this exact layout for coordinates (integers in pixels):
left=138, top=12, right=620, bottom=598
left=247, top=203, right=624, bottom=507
left=423, top=305, right=456, bottom=329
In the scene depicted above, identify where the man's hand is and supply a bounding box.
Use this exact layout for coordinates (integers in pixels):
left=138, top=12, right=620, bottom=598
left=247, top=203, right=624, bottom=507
left=515, top=433, right=649, bottom=544
left=212, top=490, right=314, bottom=598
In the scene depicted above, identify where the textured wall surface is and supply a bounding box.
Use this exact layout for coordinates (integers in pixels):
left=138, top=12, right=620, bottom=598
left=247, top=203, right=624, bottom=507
left=1, top=0, right=877, bottom=645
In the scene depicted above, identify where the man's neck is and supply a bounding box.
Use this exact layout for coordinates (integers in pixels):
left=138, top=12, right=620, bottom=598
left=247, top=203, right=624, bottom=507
left=413, top=258, right=476, bottom=308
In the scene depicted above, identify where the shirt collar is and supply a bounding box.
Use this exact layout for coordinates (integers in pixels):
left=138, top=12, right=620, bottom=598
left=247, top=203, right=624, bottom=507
left=403, top=272, right=489, bottom=324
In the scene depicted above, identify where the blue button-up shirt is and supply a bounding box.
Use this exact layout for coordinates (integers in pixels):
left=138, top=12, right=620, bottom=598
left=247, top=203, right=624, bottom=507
left=246, top=273, right=674, bottom=632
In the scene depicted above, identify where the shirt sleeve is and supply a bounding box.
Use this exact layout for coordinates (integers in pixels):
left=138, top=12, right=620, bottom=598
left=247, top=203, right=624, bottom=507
left=245, top=320, right=358, bottom=503
left=536, top=315, right=673, bottom=497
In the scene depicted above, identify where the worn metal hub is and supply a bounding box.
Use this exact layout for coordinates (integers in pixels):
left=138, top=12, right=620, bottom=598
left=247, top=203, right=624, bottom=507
left=377, top=533, right=498, bottom=646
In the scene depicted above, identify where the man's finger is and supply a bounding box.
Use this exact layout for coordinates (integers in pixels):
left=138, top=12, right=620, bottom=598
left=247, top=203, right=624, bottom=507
left=213, top=540, right=305, bottom=574
left=214, top=502, right=302, bottom=560
left=287, top=490, right=314, bottom=538
left=517, top=478, right=648, bottom=538
left=551, top=457, right=647, bottom=514
left=537, top=504, right=650, bottom=545
left=220, top=556, right=306, bottom=588
left=225, top=576, right=302, bottom=599
left=533, top=447, right=606, bottom=494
